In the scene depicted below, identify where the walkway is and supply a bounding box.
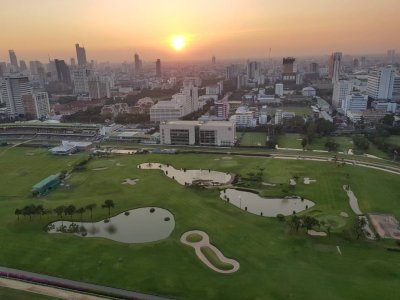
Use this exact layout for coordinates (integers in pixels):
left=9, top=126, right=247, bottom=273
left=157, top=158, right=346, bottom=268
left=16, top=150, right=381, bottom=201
left=0, top=277, right=105, bottom=300
left=0, top=266, right=172, bottom=300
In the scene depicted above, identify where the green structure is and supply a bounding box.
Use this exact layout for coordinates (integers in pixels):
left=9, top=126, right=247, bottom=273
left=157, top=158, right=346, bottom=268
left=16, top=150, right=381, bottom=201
left=32, top=173, right=61, bottom=196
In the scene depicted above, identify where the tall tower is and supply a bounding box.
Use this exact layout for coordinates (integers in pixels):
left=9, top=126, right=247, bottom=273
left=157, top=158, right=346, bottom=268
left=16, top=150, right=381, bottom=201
left=212, top=56, right=216, bottom=64
left=54, top=59, right=72, bottom=86
left=75, top=43, right=87, bottom=66
left=156, top=59, right=162, bottom=77
left=134, top=53, right=142, bottom=74
left=8, top=50, right=19, bottom=71
left=329, top=52, right=342, bottom=83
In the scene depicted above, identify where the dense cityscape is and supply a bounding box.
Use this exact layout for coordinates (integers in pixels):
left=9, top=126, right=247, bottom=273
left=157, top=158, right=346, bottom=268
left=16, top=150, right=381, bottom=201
left=1, top=1, right=400, bottom=300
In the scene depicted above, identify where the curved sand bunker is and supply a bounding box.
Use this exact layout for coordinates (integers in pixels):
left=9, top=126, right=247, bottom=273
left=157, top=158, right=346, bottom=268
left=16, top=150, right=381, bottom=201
left=181, top=230, right=239, bottom=274
left=138, top=163, right=233, bottom=186
left=307, top=230, right=327, bottom=237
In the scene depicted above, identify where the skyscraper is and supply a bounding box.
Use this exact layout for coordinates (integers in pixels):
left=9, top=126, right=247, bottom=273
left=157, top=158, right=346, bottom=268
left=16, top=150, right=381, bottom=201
left=329, top=52, right=342, bottom=83
left=212, top=56, right=216, bottom=64
left=367, top=66, right=396, bottom=100
left=134, top=53, right=142, bottom=74
left=247, top=61, right=260, bottom=80
left=70, top=58, right=76, bottom=66
left=19, top=60, right=27, bottom=71
left=332, top=80, right=352, bottom=108
left=8, top=50, right=19, bottom=71
left=0, top=75, right=32, bottom=117
left=387, top=50, right=396, bottom=64
left=75, top=43, right=87, bottom=66
left=282, top=57, right=296, bottom=83
left=156, top=59, right=162, bottom=77
left=54, top=59, right=72, bottom=86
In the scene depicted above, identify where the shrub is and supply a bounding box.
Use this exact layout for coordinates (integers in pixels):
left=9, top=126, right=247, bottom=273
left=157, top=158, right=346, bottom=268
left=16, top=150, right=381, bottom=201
left=124, top=211, right=130, bottom=216
left=150, top=208, right=155, bottom=213
left=276, top=214, right=285, bottom=222
left=164, top=217, right=170, bottom=221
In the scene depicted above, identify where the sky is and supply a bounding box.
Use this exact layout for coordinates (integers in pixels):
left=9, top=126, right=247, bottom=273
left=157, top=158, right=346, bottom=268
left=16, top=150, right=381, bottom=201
left=0, top=0, right=399, bottom=62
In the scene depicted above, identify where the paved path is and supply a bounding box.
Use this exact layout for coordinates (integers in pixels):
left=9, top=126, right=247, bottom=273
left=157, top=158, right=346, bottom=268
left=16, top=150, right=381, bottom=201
left=180, top=231, right=240, bottom=274
left=0, top=266, right=172, bottom=300
left=0, top=277, right=105, bottom=300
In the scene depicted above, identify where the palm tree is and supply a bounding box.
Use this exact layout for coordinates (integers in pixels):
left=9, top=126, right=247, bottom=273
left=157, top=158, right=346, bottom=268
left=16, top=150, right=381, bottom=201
left=35, top=205, right=44, bottom=219
left=102, top=200, right=115, bottom=218
left=76, top=207, right=86, bottom=223
left=15, top=208, right=22, bottom=221
left=85, top=203, right=97, bottom=220
left=22, top=205, right=35, bottom=221
left=54, top=205, right=66, bottom=225
left=43, top=208, right=52, bottom=219
left=64, top=205, right=76, bottom=221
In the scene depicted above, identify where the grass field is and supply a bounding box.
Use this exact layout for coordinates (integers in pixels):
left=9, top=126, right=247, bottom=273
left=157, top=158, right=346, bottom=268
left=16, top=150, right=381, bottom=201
left=0, top=147, right=400, bottom=299
left=238, top=132, right=267, bottom=147
left=270, top=105, right=313, bottom=117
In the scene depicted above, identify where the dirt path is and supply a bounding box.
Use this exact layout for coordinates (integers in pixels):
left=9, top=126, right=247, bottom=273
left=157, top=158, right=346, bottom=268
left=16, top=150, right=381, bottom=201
left=0, top=278, right=105, bottom=300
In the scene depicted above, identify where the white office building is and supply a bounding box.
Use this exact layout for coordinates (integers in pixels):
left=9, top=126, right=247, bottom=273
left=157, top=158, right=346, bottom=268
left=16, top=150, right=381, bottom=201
left=160, top=120, right=235, bottom=146
left=342, top=93, right=368, bottom=114
left=367, top=66, right=396, bottom=100
left=275, top=83, right=284, bottom=96
left=0, top=75, right=32, bottom=117
left=88, top=75, right=112, bottom=99
left=332, top=80, right=352, bottom=109
left=372, top=101, right=397, bottom=113
left=150, top=100, right=185, bottom=122
left=302, top=86, right=316, bottom=97
left=72, top=68, right=92, bottom=94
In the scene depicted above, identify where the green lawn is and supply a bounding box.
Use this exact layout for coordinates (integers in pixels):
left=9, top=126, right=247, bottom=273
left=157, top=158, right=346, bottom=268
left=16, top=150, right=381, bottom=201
left=387, top=135, right=400, bottom=147
left=238, top=132, right=267, bottom=147
left=0, top=286, right=56, bottom=300
left=0, top=148, right=400, bottom=299
left=271, top=106, right=313, bottom=116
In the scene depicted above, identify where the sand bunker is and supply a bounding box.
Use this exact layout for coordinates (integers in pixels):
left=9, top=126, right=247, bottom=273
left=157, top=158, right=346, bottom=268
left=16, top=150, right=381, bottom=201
left=290, top=179, right=297, bottom=186
left=307, top=230, right=327, bottom=237
left=304, top=178, right=317, bottom=185
left=222, top=156, right=233, bottom=160
left=92, top=167, right=108, bottom=171
left=369, top=213, right=400, bottom=240
left=181, top=230, right=239, bottom=274
left=340, top=212, right=349, bottom=218
left=122, top=178, right=139, bottom=185
left=138, top=163, right=233, bottom=187
left=262, top=182, right=276, bottom=187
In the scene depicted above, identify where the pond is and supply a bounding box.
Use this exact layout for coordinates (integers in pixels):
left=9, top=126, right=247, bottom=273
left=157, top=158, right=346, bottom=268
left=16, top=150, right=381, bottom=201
left=47, top=207, right=175, bottom=243
left=139, top=163, right=232, bottom=186
left=220, top=189, right=315, bottom=217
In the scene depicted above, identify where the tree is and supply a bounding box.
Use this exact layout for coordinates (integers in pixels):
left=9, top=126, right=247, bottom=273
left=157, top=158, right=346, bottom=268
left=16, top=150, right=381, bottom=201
left=22, top=205, right=36, bottom=221
left=54, top=205, right=66, bottom=220
left=76, top=207, right=86, bottom=223
left=15, top=208, right=22, bottom=221
left=301, top=138, right=308, bottom=150
left=353, top=135, right=369, bottom=151
left=353, top=217, right=368, bottom=239
left=302, top=216, right=320, bottom=230
left=64, top=205, right=76, bottom=221
left=35, top=205, right=44, bottom=219
left=288, top=215, right=301, bottom=232
left=85, top=203, right=97, bottom=220
left=325, top=138, right=339, bottom=152
left=102, top=200, right=115, bottom=218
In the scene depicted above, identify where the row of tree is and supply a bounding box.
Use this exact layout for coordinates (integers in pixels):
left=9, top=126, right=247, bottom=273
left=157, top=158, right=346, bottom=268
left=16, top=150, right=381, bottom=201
left=15, top=200, right=115, bottom=222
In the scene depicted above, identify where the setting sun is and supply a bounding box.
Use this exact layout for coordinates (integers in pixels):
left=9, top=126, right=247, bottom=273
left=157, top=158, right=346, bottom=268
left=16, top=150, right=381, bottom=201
left=171, top=35, right=186, bottom=51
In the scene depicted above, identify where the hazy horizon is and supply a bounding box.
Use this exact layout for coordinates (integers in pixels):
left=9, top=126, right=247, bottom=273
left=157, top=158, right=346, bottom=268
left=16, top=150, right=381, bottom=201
left=1, top=0, right=399, bottom=62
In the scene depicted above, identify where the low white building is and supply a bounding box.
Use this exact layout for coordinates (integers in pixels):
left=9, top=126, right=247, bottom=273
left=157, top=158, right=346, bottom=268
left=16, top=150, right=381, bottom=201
left=342, top=93, right=368, bottom=114
left=160, top=120, right=235, bottom=146
left=372, top=101, right=397, bottom=113
left=150, top=100, right=185, bottom=122
left=302, top=86, right=316, bottom=97
left=275, top=83, right=284, bottom=97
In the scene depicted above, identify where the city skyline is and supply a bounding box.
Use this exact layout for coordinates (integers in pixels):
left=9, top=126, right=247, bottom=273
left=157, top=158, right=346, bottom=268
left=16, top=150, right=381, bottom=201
left=1, top=0, right=399, bottom=62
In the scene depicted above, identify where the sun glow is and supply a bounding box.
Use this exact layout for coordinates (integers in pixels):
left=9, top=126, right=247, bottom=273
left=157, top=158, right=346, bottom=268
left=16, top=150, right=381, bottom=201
left=171, top=35, right=186, bottom=51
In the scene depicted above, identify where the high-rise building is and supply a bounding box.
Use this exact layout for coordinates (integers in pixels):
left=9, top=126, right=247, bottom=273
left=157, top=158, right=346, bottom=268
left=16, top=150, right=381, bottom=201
left=70, top=58, right=76, bottom=66
left=54, top=59, right=72, bottom=86
left=329, top=52, right=342, bottom=83
left=156, top=59, right=162, bottom=77
left=19, top=60, right=27, bottom=72
left=226, top=65, right=239, bottom=80
left=310, top=62, right=319, bottom=73
left=275, top=83, right=284, bottom=97
left=367, top=66, right=396, bottom=100
left=387, top=50, right=396, bottom=64
left=282, top=57, right=296, bottom=83
left=72, top=68, right=92, bottom=94
left=212, top=56, right=216, bottom=64
left=0, top=75, right=32, bottom=117
left=75, top=43, right=87, bottom=66
left=332, top=80, right=352, bottom=108
left=134, top=53, right=142, bottom=74
left=215, top=99, right=229, bottom=119
left=342, top=93, right=368, bottom=114
left=88, top=75, right=112, bottom=99
left=21, top=91, right=50, bottom=119
left=247, top=61, right=260, bottom=80
left=8, top=50, right=19, bottom=71
left=29, top=61, right=43, bottom=75
left=0, top=62, right=7, bottom=77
